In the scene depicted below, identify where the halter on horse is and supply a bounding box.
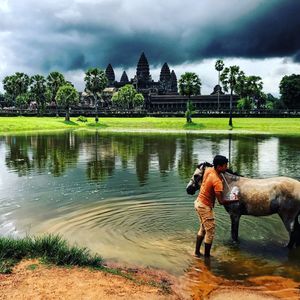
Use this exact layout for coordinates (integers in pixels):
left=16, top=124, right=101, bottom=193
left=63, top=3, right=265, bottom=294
left=186, top=163, right=300, bottom=248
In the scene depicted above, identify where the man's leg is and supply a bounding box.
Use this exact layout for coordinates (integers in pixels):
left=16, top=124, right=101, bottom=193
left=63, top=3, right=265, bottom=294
left=195, top=235, right=204, bottom=257
left=204, top=242, right=212, bottom=257
left=201, top=208, right=215, bottom=257
left=195, top=216, right=206, bottom=256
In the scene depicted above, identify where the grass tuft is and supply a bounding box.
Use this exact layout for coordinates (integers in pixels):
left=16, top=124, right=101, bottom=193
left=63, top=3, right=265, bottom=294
left=0, top=234, right=103, bottom=273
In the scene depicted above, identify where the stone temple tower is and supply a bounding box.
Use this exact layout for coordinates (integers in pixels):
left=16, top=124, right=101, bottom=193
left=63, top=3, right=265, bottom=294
left=160, top=62, right=171, bottom=82
left=136, top=52, right=151, bottom=85
left=105, top=64, right=115, bottom=86
left=170, top=70, right=178, bottom=93
left=159, top=62, right=171, bottom=93
left=120, top=71, right=129, bottom=83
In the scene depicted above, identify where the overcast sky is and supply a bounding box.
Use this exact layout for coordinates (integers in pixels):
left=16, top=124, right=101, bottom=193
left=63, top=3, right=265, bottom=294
left=1, top=0, right=300, bottom=96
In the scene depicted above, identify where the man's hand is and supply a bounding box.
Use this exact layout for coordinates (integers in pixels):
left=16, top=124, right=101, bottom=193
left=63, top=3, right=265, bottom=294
left=216, top=191, right=239, bottom=206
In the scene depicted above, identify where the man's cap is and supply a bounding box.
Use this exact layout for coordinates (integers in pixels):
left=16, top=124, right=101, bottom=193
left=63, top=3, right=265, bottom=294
left=213, top=155, right=228, bottom=166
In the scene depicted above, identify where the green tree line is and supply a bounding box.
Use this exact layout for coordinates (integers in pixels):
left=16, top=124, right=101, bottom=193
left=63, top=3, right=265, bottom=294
left=178, top=60, right=300, bottom=125
left=1, top=69, right=145, bottom=122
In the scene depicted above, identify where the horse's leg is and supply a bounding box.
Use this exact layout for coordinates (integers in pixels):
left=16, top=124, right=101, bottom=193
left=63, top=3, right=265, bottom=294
left=287, top=230, right=296, bottom=249
left=294, top=214, right=300, bottom=247
left=279, top=213, right=297, bottom=249
left=230, top=214, right=240, bottom=242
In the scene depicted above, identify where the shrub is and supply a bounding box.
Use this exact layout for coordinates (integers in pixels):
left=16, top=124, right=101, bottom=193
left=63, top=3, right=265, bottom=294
left=77, top=115, right=88, bottom=122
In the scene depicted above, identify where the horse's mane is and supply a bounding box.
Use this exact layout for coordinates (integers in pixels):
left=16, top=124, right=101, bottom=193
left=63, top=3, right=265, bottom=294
left=226, top=168, right=243, bottom=177
left=196, top=162, right=243, bottom=177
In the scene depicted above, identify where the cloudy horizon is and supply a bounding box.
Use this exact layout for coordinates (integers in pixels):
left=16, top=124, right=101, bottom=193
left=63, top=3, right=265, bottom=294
left=1, top=0, right=300, bottom=96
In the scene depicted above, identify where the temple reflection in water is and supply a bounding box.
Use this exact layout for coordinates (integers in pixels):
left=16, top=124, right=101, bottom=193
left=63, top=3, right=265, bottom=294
left=1, top=132, right=299, bottom=184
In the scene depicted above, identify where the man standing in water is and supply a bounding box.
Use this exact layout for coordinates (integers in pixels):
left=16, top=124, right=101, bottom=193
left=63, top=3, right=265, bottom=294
left=194, top=155, right=238, bottom=257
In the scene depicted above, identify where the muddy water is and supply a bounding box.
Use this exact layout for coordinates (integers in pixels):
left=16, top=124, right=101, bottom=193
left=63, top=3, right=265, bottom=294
left=0, top=131, right=300, bottom=286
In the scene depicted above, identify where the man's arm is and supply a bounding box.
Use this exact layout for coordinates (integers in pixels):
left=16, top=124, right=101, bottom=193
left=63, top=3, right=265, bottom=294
left=215, top=191, right=239, bottom=206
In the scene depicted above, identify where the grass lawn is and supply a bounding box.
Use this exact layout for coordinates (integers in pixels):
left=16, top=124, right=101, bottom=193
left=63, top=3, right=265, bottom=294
left=0, top=116, right=299, bottom=134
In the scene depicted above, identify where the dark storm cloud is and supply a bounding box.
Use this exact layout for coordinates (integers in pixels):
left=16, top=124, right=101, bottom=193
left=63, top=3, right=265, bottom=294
left=1, top=0, right=299, bottom=76
left=198, top=0, right=300, bottom=61
left=50, top=0, right=300, bottom=70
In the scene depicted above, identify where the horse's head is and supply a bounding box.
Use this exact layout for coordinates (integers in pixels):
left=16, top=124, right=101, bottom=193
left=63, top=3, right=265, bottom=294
left=186, top=161, right=213, bottom=195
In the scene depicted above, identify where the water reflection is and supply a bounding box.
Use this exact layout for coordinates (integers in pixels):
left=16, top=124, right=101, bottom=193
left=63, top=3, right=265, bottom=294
left=2, top=132, right=300, bottom=183
left=0, top=131, right=300, bottom=280
left=4, top=133, right=80, bottom=177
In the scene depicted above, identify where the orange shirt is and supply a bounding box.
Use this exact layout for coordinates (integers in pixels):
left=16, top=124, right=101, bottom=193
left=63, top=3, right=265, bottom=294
left=197, top=167, right=223, bottom=208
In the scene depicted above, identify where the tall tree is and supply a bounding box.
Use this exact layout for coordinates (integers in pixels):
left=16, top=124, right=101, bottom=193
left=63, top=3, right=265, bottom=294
left=47, top=71, right=66, bottom=104
left=30, top=74, right=48, bottom=116
left=178, top=72, right=201, bottom=123
left=279, top=74, right=300, bottom=109
left=84, top=68, right=108, bottom=123
left=3, top=72, right=30, bottom=105
left=236, top=75, right=264, bottom=109
left=133, top=93, right=144, bottom=108
left=55, top=84, right=79, bottom=121
left=220, top=66, right=244, bottom=126
left=215, top=59, right=224, bottom=111
left=15, top=93, right=30, bottom=114
left=185, top=100, right=195, bottom=123
left=111, top=84, right=144, bottom=109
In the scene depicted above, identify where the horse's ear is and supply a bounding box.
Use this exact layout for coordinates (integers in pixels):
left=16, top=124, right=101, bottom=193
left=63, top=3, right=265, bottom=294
left=204, top=161, right=213, bottom=168
left=197, top=162, right=204, bottom=169
left=197, top=161, right=213, bottom=169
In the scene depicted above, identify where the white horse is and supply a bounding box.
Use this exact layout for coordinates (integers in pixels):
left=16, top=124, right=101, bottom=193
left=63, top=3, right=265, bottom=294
left=186, top=163, right=300, bottom=248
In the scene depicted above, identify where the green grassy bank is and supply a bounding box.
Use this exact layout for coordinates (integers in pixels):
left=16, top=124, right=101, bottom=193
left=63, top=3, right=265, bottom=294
left=0, top=116, right=299, bottom=134
left=0, top=234, right=103, bottom=273
left=0, top=234, right=172, bottom=292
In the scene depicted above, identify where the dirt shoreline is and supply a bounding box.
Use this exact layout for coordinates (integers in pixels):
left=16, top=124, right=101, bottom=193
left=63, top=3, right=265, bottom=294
left=1, top=259, right=299, bottom=299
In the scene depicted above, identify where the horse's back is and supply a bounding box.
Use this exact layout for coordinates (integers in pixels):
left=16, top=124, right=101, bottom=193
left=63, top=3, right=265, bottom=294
left=239, top=176, right=300, bottom=192
left=235, top=176, right=300, bottom=216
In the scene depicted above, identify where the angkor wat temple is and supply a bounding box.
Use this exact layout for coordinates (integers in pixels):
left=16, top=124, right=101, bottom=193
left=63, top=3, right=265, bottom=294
left=101, top=52, right=238, bottom=111
left=105, top=52, right=178, bottom=96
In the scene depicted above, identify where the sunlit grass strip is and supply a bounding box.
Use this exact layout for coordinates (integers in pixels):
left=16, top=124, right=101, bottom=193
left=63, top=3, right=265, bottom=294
left=0, top=234, right=103, bottom=273
left=0, top=116, right=300, bottom=134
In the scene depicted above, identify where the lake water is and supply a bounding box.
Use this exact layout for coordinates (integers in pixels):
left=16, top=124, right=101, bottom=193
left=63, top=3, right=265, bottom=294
left=1, top=130, right=300, bottom=281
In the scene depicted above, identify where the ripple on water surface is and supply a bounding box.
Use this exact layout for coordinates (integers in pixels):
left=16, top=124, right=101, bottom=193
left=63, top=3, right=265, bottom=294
left=33, top=194, right=194, bottom=274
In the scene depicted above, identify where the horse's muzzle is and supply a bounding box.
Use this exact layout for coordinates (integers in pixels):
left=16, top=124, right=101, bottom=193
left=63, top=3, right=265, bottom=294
left=186, top=180, right=197, bottom=195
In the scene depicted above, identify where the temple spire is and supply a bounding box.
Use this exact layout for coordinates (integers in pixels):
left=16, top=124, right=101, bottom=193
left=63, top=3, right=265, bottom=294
left=105, top=64, right=115, bottom=86
left=170, top=70, right=178, bottom=93
left=160, top=62, right=171, bottom=82
left=136, top=52, right=150, bottom=81
left=120, top=71, right=129, bottom=83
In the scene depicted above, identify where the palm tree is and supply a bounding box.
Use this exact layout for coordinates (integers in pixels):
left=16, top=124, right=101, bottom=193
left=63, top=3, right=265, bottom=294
left=47, top=72, right=66, bottom=116
left=84, top=68, right=108, bottom=123
left=215, top=59, right=224, bottom=111
left=178, top=72, right=201, bottom=123
left=185, top=99, right=195, bottom=123
left=30, top=74, right=48, bottom=116
left=3, top=72, right=30, bottom=105
left=220, top=66, right=244, bottom=126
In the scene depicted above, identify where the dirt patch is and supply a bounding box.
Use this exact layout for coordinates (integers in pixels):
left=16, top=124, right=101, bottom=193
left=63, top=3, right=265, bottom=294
left=1, top=259, right=299, bottom=299
left=0, top=260, right=183, bottom=300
